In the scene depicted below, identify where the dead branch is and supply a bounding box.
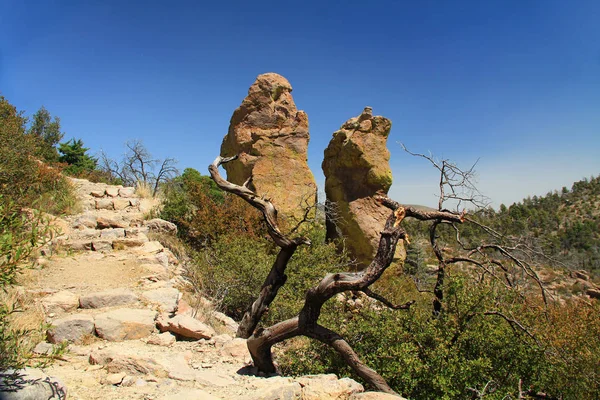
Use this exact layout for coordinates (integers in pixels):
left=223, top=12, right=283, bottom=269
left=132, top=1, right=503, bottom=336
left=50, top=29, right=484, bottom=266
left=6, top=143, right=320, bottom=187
left=209, top=155, right=311, bottom=338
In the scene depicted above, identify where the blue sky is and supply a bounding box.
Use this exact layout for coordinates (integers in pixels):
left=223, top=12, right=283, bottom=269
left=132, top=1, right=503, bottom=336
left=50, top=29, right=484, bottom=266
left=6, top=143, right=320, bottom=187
left=1, top=0, right=599, bottom=208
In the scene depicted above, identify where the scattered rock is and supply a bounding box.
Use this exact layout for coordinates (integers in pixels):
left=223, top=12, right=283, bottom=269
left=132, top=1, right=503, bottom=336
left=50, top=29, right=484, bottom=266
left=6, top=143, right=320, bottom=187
left=47, top=314, right=95, bottom=344
left=94, top=308, right=157, bottom=341
left=91, top=240, right=113, bottom=252
left=41, top=290, right=79, bottom=314
left=322, top=106, right=404, bottom=267
left=112, top=238, right=147, bottom=249
left=145, top=218, right=178, bottom=235
left=220, top=72, right=317, bottom=223
left=105, top=372, right=126, bottom=385
left=99, top=228, right=126, bottom=239
left=141, top=287, right=181, bottom=313
left=157, top=314, right=215, bottom=340
left=32, top=342, right=55, bottom=355
left=80, top=288, right=139, bottom=309
left=146, top=332, right=177, bottom=347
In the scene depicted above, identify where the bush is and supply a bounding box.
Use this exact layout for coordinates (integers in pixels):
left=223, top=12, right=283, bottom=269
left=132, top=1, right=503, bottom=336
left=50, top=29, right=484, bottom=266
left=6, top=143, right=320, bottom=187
left=278, top=274, right=599, bottom=399
left=0, top=96, right=76, bottom=215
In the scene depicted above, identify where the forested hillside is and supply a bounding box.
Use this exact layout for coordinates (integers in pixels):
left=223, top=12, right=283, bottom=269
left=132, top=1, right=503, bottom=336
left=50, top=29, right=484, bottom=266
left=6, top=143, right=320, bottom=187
left=481, top=176, right=600, bottom=273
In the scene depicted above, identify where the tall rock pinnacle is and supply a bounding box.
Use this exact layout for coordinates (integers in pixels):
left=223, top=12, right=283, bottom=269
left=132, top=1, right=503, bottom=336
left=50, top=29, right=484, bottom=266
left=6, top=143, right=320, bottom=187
left=322, top=107, right=404, bottom=267
left=220, top=73, right=317, bottom=224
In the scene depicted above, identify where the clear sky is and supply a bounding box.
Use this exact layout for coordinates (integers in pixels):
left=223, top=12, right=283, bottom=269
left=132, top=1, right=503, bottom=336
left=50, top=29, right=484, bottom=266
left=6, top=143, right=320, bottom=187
left=1, top=0, right=599, bottom=208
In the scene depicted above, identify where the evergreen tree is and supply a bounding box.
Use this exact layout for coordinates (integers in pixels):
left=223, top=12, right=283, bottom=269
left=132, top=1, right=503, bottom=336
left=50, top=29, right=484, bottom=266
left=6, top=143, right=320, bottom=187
left=27, top=106, right=63, bottom=162
left=58, top=138, right=97, bottom=175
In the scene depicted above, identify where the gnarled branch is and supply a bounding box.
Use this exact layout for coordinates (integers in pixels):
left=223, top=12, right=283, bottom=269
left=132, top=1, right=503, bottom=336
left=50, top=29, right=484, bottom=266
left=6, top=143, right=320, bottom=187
left=209, top=155, right=311, bottom=338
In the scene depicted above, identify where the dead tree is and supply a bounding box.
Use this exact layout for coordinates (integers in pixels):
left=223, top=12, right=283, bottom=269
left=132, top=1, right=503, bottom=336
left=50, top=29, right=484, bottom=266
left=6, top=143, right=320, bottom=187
left=209, top=155, right=464, bottom=393
left=209, top=156, right=311, bottom=338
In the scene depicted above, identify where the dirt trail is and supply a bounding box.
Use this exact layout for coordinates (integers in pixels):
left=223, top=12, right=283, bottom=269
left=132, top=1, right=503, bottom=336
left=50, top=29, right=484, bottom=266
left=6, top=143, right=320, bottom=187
left=12, top=178, right=386, bottom=400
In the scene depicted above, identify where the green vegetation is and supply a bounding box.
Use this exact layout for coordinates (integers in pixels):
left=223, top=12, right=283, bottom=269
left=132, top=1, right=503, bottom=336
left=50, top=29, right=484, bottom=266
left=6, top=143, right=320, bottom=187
left=158, top=163, right=600, bottom=399
left=0, top=95, right=75, bottom=376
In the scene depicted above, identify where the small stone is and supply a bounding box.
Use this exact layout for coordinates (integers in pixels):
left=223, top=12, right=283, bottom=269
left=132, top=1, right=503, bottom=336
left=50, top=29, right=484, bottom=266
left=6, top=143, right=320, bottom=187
left=144, top=219, right=178, bottom=235
left=121, top=375, right=136, bottom=387
left=97, top=217, right=129, bottom=229
left=33, top=342, right=54, bottom=355
left=157, top=314, right=215, bottom=340
left=146, top=332, right=176, bottom=347
left=105, top=372, right=126, bottom=385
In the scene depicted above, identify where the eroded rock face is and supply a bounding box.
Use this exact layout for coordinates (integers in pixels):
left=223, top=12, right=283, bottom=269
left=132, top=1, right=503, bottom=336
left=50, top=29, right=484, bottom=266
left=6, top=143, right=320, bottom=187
left=220, top=73, right=317, bottom=223
left=322, top=107, right=404, bottom=267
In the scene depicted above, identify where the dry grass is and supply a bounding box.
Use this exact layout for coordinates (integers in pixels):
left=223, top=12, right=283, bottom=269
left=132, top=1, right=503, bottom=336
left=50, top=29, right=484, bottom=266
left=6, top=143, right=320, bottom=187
left=135, top=180, right=154, bottom=199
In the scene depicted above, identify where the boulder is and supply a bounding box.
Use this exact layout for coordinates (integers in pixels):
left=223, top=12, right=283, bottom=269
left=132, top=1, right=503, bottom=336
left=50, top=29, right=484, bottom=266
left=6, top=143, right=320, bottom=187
left=41, top=290, right=79, bottom=315
left=157, top=314, right=215, bottom=340
left=144, top=218, right=178, bottom=235
left=220, top=72, right=317, bottom=223
left=322, top=107, right=403, bottom=267
left=0, top=368, right=67, bottom=400
left=80, top=288, right=139, bottom=309
left=94, top=308, right=157, bottom=341
left=47, top=314, right=95, bottom=344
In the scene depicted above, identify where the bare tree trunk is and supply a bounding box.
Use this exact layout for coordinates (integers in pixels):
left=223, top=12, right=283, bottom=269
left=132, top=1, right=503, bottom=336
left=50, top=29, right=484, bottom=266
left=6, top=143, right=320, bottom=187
left=209, top=156, right=311, bottom=338
left=210, top=155, right=465, bottom=394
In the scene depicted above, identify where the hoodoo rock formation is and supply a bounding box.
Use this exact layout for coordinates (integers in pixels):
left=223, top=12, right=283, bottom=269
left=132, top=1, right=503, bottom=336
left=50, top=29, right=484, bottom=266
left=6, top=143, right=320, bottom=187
left=322, top=107, right=404, bottom=266
left=220, top=73, right=317, bottom=223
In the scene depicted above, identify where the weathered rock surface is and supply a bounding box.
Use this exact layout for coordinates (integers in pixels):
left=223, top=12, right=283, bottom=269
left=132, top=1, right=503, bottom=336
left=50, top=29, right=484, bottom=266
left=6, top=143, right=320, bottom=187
left=144, top=218, right=178, bottom=235
left=297, top=374, right=364, bottom=400
left=41, top=290, right=79, bottom=315
left=79, top=288, right=139, bottom=309
left=220, top=72, right=317, bottom=223
left=94, top=308, right=157, bottom=341
left=157, top=314, right=215, bottom=340
left=322, top=107, right=404, bottom=267
left=47, top=314, right=95, bottom=344
left=141, top=287, right=180, bottom=313
left=0, top=368, right=67, bottom=400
